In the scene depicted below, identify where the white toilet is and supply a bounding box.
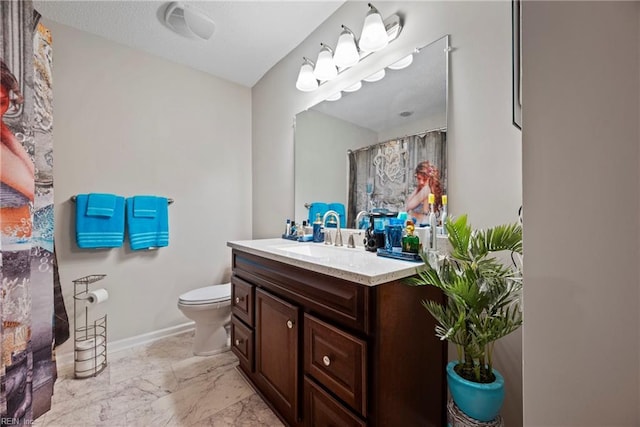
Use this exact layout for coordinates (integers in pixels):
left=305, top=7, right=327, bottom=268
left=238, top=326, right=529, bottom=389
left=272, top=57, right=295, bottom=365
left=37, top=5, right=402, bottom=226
left=177, top=283, right=231, bottom=356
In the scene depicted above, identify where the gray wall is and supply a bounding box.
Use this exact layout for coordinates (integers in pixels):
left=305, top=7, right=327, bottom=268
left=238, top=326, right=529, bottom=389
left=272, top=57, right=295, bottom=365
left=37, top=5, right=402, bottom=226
left=522, top=2, right=640, bottom=425
left=294, top=110, right=377, bottom=222
left=45, top=19, right=252, bottom=356
left=252, top=1, right=523, bottom=424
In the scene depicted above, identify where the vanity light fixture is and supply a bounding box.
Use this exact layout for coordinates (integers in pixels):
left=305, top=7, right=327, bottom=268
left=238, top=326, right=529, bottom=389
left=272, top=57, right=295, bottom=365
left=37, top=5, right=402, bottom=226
left=388, top=53, right=414, bottom=70
left=359, top=3, right=389, bottom=52
left=313, top=43, right=338, bottom=81
left=326, top=92, right=342, bottom=101
left=363, top=69, right=386, bottom=83
left=343, top=81, right=362, bottom=92
left=294, top=3, right=402, bottom=92
left=334, top=26, right=360, bottom=69
left=164, top=2, right=216, bottom=40
left=296, top=57, right=319, bottom=92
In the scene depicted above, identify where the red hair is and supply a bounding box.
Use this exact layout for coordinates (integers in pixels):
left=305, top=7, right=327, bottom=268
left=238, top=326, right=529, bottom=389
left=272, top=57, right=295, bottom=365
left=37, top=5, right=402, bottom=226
left=415, top=161, right=443, bottom=212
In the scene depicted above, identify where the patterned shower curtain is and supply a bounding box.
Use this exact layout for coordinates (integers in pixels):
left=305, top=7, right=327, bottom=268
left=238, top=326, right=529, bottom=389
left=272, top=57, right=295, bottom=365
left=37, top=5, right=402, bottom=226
left=1, top=1, right=58, bottom=423
left=347, top=130, right=447, bottom=224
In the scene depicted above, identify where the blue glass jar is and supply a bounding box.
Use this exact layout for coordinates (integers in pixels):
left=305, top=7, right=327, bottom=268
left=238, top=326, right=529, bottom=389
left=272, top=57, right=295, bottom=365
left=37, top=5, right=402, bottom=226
left=385, top=218, right=404, bottom=252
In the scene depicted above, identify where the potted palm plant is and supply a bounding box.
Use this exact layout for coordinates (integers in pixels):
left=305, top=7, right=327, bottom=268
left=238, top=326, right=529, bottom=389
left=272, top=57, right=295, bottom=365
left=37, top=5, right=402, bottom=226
left=406, top=214, right=523, bottom=422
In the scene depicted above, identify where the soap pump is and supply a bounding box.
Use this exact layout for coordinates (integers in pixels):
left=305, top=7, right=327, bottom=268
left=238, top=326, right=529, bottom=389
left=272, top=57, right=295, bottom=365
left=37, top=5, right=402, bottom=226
left=312, top=213, right=324, bottom=243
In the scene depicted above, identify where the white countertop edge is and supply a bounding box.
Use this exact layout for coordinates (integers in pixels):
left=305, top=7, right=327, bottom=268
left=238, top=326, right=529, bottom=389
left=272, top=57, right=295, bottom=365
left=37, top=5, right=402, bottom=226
left=227, top=238, right=424, bottom=286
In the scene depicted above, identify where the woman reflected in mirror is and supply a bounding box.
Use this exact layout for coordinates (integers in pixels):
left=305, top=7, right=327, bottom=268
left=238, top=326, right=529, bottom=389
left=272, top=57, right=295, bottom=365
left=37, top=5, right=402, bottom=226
left=405, top=161, right=443, bottom=226
left=1, top=59, right=34, bottom=239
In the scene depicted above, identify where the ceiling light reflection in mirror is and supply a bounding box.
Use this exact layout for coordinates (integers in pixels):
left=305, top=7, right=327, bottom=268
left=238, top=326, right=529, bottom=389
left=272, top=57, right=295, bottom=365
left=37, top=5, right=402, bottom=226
left=294, top=35, right=449, bottom=223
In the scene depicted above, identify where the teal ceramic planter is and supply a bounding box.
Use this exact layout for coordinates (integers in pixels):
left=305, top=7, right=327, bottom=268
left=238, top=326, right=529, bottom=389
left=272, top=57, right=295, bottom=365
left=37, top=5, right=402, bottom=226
left=447, top=361, right=505, bottom=422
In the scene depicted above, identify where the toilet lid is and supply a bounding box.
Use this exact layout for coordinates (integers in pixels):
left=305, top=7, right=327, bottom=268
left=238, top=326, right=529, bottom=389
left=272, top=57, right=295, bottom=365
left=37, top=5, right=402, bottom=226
left=179, top=283, right=231, bottom=305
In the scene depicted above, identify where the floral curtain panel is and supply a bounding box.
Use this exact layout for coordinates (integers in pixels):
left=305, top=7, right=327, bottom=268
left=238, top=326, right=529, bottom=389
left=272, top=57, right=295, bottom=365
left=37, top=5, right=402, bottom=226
left=1, top=1, right=58, bottom=422
left=348, top=130, right=447, bottom=225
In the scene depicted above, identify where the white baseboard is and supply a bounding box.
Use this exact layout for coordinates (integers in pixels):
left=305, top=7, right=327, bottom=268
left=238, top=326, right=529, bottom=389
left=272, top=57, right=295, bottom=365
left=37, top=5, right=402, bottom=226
left=55, top=322, right=195, bottom=368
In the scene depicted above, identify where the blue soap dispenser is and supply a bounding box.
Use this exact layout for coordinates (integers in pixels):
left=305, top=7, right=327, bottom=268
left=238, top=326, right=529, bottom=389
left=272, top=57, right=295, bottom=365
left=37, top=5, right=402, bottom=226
left=312, top=213, right=324, bottom=242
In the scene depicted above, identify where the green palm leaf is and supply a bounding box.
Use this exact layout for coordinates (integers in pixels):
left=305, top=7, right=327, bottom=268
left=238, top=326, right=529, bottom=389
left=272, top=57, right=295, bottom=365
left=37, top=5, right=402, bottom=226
left=404, top=214, right=523, bottom=383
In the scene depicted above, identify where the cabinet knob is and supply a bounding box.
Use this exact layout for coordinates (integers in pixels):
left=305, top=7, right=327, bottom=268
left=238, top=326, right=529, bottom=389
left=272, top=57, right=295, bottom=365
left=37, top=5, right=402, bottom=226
left=286, top=320, right=294, bottom=329
left=322, top=355, right=331, bottom=367
left=235, top=296, right=243, bottom=304
left=235, top=339, right=243, bottom=346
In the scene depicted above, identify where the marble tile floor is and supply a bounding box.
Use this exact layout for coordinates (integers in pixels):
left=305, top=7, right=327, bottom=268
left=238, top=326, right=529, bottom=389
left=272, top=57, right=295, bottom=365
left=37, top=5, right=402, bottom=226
left=34, top=331, right=284, bottom=427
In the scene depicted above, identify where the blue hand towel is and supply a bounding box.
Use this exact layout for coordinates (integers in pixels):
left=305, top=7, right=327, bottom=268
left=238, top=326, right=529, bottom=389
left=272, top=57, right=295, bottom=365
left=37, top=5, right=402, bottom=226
left=126, top=196, right=169, bottom=250
left=308, top=202, right=329, bottom=225
left=133, top=195, right=157, bottom=218
left=86, top=193, right=117, bottom=217
left=76, top=194, right=125, bottom=248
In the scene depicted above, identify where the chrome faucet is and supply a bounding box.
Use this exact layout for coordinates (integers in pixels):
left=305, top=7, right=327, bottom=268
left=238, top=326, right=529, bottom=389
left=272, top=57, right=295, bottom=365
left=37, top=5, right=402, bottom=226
left=354, top=210, right=368, bottom=229
left=322, top=210, right=343, bottom=247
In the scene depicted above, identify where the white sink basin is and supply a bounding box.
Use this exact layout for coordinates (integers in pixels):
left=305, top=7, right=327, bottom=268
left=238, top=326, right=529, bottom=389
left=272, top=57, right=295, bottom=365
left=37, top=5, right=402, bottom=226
left=272, top=242, right=357, bottom=259
left=269, top=242, right=379, bottom=269
left=274, top=243, right=337, bottom=258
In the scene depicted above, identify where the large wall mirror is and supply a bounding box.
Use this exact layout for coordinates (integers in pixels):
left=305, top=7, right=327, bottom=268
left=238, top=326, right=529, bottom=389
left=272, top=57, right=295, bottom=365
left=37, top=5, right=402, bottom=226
left=294, top=35, right=449, bottom=227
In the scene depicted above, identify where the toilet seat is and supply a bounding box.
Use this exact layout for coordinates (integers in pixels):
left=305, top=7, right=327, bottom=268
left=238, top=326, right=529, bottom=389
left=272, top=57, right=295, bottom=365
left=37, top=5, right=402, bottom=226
left=179, top=283, right=231, bottom=306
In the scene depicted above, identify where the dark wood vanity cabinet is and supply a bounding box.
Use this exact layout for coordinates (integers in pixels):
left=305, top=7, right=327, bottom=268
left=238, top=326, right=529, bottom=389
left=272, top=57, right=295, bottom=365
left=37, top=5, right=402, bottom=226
left=230, top=249, right=446, bottom=427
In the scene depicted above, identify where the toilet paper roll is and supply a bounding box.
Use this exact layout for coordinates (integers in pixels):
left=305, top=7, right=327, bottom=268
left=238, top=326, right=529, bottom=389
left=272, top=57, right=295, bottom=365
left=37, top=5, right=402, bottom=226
left=86, top=288, right=109, bottom=306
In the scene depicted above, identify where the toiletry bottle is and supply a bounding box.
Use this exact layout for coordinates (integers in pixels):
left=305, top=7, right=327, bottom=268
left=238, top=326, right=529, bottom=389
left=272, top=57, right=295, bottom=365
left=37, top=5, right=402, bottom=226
left=402, top=220, right=420, bottom=253
left=303, top=220, right=312, bottom=235
left=427, top=193, right=437, bottom=250
left=285, top=219, right=291, bottom=236
left=440, top=194, right=448, bottom=235
left=290, top=221, right=297, bottom=237
left=298, top=220, right=307, bottom=238
left=313, top=213, right=324, bottom=243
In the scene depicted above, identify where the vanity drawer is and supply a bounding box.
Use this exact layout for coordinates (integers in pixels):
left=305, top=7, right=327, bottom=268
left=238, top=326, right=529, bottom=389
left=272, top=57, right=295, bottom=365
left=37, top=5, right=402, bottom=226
left=304, top=313, right=367, bottom=416
left=233, top=251, right=371, bottom=333
left=231, top=275, right=254, bottom=326
left=231, top=316, right=253, bottom=373
left=304, top=377, right=366, bottom=427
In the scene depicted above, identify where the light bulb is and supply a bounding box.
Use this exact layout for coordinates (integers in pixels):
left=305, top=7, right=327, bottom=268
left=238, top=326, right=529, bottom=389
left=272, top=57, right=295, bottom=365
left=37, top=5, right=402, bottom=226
left=326, top=92, right=342, bottom=102
left=359, top=4, right=388, bottom=52
left=296, top=58, right=318, bottom=92
left=313, top=44, right=338, bottom=81
left=388, top=53, right=414, bottom=70
left=343, top=81, right=362, bottom=92
left=363, top=69, right=385, bottom=83
left=334, top=26, right=360, bottom=69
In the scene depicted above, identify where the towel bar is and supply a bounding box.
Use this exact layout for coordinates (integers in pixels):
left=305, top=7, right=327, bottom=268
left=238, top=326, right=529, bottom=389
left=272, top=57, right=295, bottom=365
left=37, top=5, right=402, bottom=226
left=71, top=195, right=174, bottom=205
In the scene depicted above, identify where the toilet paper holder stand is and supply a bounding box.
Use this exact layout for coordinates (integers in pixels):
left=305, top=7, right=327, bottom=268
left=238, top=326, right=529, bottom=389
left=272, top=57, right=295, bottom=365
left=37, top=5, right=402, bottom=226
left=73, top=274, right=108, bottom=379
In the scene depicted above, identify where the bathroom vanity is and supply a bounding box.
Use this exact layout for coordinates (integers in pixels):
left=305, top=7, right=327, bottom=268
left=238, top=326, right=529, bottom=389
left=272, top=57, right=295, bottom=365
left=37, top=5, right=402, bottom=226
left=227, top=239, right=446, bottom=427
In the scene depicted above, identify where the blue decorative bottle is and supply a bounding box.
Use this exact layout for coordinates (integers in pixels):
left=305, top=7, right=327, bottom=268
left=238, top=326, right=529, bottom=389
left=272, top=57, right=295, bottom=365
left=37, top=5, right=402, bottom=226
left=312, top=213, right=324, bottom=243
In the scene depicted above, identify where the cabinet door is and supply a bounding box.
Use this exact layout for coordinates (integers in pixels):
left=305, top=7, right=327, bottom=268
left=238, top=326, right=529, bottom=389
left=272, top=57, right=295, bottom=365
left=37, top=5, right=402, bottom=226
left=304, top=377, right=366, bottom=427
left=255, top=288, right=300, bottom=425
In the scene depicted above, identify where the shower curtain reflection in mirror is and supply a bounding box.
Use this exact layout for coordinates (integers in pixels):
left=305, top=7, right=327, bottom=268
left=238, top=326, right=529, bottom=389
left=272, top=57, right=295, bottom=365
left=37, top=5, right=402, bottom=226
left=347, top=130, right=446, bottom=226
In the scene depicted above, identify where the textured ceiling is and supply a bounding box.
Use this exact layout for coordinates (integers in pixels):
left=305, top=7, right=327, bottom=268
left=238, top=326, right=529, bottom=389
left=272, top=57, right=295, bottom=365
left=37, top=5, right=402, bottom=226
left=33, top=0, right=345, bottom=88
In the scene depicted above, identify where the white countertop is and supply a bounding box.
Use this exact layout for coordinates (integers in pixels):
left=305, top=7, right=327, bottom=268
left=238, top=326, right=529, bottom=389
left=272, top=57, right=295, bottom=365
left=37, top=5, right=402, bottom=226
left=227, top=238, right=424, bottom=286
